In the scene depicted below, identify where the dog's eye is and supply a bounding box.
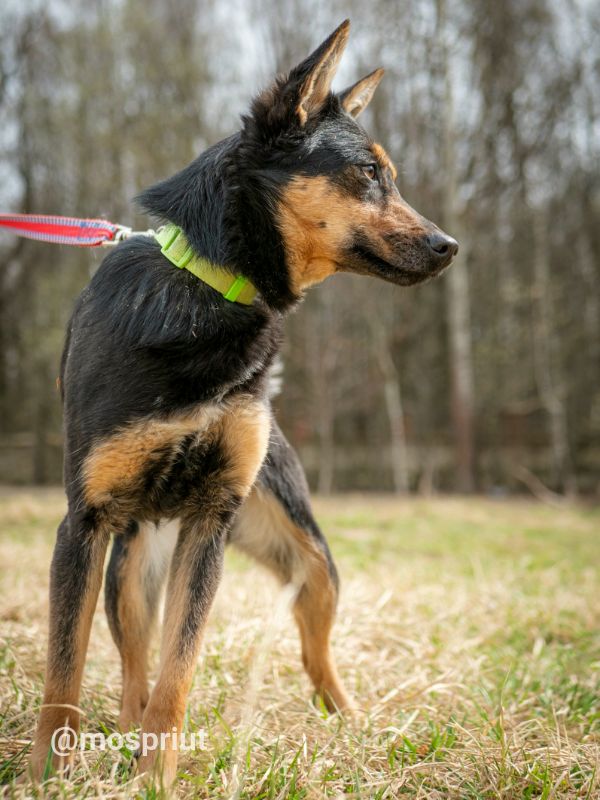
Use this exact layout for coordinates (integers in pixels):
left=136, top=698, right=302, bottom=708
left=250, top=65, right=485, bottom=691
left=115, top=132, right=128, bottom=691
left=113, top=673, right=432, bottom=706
left=362, top=164, right=378, bottom=181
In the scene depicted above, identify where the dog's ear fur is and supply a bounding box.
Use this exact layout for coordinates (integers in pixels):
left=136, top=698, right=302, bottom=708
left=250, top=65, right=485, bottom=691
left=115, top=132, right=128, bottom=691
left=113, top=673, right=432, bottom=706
left=294, top=19, right=350, bottom=124
left=339, top=68, right=384, bottom=118
left=248, top=20, right=350, bottom=139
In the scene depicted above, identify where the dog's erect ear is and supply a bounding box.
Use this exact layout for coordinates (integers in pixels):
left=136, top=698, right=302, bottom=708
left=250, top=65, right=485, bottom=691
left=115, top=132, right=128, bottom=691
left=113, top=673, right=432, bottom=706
left=248, top=21, right=350, bottom=140
left=339, top=68, right=384, bottom=118
left=292, top=20, right=350, bottom=124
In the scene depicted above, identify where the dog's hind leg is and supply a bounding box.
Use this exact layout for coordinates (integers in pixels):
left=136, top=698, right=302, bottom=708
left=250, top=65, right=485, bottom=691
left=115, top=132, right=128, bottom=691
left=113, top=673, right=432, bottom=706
left=230, top=421, right=353, bottom=713
left=30, top=512, right=109, bottom=779
left=105, top=521, right=176, bottom=730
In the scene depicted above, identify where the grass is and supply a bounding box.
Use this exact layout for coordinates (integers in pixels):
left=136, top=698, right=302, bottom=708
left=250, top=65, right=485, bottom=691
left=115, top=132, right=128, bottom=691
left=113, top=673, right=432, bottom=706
left=0, top=488, right=599, bottom=798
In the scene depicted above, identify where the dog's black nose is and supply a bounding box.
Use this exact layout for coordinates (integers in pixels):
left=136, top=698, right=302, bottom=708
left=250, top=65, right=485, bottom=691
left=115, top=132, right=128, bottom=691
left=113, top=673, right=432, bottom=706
left=427, top=232, right=459, bottom=265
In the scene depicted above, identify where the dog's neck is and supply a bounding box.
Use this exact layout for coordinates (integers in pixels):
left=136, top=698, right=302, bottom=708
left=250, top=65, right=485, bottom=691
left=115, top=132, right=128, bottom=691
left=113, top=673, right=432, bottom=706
left=137, top=135, right=299, bottom=313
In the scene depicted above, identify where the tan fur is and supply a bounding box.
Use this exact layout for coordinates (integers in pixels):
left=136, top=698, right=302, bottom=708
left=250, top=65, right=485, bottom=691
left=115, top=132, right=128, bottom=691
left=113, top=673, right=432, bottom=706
left=341, top=67, right=385, bottom=118
left=277, top=176, right=359, bottom=292
left=231, top=485, right=310, bottom=583
left=83, top=406, right=221, bottom=506
left=83, top=395, right=268, bottom=508
left=30, top=704, right=78, bottom=779
left=371, top=142, right=397, bottom=180
left=231, top=486, right=352, bottom=711
left=294, top=561, right=350, bottom=712
left=219, top=398, right=271, bottom=497
left=277, top=174, right=426, bottom=293
left=115, top=524, right=159, bottom=729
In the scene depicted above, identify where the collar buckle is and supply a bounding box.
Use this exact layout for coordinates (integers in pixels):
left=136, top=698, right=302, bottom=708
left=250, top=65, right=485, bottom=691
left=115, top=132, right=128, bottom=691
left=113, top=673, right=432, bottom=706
left=158, top=225, right=194, bottom=269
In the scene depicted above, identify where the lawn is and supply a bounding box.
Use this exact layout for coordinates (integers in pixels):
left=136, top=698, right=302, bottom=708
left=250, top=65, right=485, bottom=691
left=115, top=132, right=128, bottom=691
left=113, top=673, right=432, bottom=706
left=0, top=489, right=599, bottom=798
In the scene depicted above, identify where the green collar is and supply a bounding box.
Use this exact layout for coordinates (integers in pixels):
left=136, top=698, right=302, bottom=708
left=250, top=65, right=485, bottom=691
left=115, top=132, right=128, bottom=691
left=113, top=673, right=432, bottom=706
left=155, top=224, right=257, bottom=305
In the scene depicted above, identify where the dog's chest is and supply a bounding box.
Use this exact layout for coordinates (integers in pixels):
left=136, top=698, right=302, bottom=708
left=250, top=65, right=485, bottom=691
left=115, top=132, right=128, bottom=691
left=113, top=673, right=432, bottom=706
left=81, top=396, right=270, bottom=520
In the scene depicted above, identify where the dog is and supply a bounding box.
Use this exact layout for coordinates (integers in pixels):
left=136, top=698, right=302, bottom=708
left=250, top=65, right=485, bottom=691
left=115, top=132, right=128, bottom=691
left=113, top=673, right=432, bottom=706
left=30, top=19, right=457, bottom=784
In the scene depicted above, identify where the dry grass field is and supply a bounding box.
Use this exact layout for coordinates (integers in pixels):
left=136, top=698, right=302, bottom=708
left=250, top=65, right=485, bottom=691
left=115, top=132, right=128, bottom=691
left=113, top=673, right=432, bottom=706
left=0, top=488, right=599, bottom=798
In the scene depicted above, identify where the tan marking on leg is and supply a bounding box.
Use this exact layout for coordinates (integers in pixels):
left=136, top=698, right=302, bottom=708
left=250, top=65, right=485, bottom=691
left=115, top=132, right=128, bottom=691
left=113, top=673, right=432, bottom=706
left=118, top=531, right=149, bottom=728
left=113, top=522, right=175, bottom=729
left=294, top=558, right=352, bottom=712
left=232, top=486, right=353, bottom=712
left=30, top=703, right=78, bottom=781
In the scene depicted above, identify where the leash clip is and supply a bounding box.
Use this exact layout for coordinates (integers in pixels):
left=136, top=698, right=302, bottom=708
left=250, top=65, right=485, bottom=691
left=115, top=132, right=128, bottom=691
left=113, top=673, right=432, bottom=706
left=102, top=224, right=156, bottom=247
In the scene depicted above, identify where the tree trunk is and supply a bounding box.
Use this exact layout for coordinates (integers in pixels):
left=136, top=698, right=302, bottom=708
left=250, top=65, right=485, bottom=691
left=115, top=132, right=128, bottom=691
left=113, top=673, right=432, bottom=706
left=531, top=209, right=576, bottom=495
left=380, top=350, right=410, bottom=494
left=446, top=255, right=475, bottom=492
left=305, top=299, right=336, bottom=494
left=370, top=320, right=409, bottom=494
left=316, top=397, right=335, bottom=495
left=437, top=0, right=476, bottom=492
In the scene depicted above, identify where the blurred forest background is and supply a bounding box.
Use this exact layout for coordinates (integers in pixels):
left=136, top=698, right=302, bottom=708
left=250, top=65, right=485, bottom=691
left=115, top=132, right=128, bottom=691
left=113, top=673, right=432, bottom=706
left=0, top=0, right=599, bottom=495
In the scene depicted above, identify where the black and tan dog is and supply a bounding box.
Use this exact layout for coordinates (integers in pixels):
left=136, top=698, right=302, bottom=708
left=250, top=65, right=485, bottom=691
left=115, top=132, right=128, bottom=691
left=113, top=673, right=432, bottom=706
left=30, top=20, right=457, bottom=784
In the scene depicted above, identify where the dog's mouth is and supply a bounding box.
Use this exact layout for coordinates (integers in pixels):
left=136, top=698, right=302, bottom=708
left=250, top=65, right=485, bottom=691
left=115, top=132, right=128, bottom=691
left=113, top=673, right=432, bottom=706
left=348, top=241, right=452, bottom=286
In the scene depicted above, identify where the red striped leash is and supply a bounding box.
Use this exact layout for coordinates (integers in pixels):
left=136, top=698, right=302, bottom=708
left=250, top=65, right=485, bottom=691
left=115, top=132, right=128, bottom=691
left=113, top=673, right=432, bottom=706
left=0, top=213, right=155, bottom=247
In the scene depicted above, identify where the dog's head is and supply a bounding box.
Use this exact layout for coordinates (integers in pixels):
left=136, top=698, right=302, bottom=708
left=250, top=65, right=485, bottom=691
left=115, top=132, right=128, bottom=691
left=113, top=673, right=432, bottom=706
left=242, top=19, right=458, bottom=297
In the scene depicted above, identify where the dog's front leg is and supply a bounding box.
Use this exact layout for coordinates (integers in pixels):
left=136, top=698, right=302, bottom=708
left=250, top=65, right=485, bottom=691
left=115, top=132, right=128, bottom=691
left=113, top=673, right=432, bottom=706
left=134, top=513, right=227, bottom=785
left=30, top=513, right=109, bottom=779
left=136, top=398, right=270, bottom=786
